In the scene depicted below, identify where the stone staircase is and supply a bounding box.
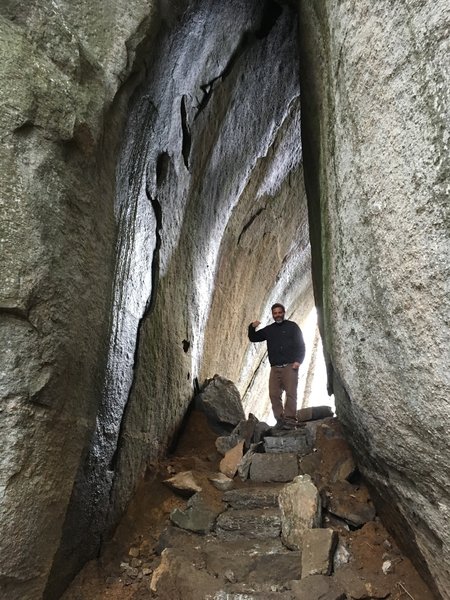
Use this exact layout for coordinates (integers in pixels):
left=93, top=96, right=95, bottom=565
left=149, top=420, right=359, bottom=599
left=61, top=377, right=436, bottom=600
left=145, top=395, right=435, bottom=600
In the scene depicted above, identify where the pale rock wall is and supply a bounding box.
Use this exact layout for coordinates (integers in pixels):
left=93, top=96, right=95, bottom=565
left=297, top=1, right=450, bottom=598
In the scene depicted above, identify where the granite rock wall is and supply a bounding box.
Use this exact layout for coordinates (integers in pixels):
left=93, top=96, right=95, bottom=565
left=0, top=1, right=161, bottom=598
left=297, top=2, right=450, bottom=597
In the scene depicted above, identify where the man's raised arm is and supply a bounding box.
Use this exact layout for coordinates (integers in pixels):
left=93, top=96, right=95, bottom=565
left=248, top=320, right=266, bottom=342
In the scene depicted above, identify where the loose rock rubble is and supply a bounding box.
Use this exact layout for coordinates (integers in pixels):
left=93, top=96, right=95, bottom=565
left=62, top=379, right=436, bottom=600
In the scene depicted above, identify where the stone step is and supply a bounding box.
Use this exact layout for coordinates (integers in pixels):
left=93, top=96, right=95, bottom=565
left=249, top=453, right=298, bottom=482
left=263, top=429, right=312, bottom=455
left=151, top=537, right=301, bottom=599
left=215, top=507, right=281, bottom=540
left=205, top=544, right=301, bottom=586
left=222, top=485, right=284, bottom=509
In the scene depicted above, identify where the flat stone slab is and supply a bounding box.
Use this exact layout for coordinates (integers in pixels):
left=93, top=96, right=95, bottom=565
left=215, top=508, right=281, bottom=540
left=249, top=453, right=299, bottom=482
left=205, top=545, right=301, bottom=585
left=214, top=590, right=295, bottom=599
left=297, top=406, right=334, bottom=422
left=208, top=472, right=234, bottom=491
left=264, top=430, right=312, bottom=455
left=301, top=528, right=337, bottom=577
left=223, top=485, right=284, bottom=509
left=163, top=470, right=202, bottom=497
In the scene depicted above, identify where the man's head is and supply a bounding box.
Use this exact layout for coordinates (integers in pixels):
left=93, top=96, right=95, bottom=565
left=271, top=303, right=285, bottom=323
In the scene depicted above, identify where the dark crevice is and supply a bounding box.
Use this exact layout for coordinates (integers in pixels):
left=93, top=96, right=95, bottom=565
left=180, top=95, right=191, bottom=169
left=144, top=191, right=163, bottom=315
left=156, top=151, right=170, bottom=186
left=242, top=350, right=268, bottom=401
left=255, top=0, right=283, bottom=39
left=13, top=121, right=39, bottom=136
left=195, top=81, right=217, bottom=118
left=182, top=339, right=190, bottom=353
left=237, top=207, right=266, bottom=245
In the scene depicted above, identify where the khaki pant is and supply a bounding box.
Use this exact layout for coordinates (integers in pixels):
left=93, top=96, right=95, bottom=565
left=269, top=364, right=298, bottom=421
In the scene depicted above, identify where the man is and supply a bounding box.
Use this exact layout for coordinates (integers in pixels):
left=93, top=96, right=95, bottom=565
left=248, top=303, right=305, bottom=429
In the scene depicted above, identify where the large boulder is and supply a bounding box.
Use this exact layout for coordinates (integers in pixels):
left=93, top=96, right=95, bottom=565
left=195, top=375, right=245, bottom=433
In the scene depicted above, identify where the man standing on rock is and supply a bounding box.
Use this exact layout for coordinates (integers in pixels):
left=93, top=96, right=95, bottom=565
left=248, top=303, right=305, bottom=429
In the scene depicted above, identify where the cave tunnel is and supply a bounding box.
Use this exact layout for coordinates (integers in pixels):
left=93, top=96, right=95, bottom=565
left=0, top=0, right=448, bottom=599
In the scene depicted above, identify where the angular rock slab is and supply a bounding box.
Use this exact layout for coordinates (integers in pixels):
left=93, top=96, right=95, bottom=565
left=170, top=493, right=223, bottom=534
left=237, top=442, right=262, bottom=481
left=195, top=375, right=245, bottom=431
left=215, top=508, right=281, bottom=540
left=220, top=440, right=244, bottom=479
left=249, top=453, right=299, bottom=482
left=208, top=472, right=234, bottom=491
left=301, top=528, right=337, bottom=577
left=279, top=474, right=321, bottom=550
left=216, top=433, right=242, bottom=456
left=163, top=470, right=202, bottom=497
left=297, top=406, right=334, bottom=422
left=253, top=421, right=272, bottom=444
left=290, top=574, right=346, bottom=600
left=150, top=548, right=218, bottom=597
left=204, top=540, right=301, bottom=584
left=335, top=565, right=392, bottom=599
left=325, top=481, right=376, bottom=528
left=231, top=413, right=259, bottom=449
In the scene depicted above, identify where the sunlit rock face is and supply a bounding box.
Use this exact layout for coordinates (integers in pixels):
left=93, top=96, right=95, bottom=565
left=297, top=1, right=450, bottom=597
left=1, top=1, right=312, bottom=598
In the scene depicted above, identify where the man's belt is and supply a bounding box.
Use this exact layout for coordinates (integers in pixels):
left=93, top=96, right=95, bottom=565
left=273, top=363, right=288, bottom=368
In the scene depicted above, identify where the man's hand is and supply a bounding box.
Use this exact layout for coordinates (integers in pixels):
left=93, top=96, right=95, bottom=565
left=251, top=320, right=261, bottom=328
left=292, top=362, right=300, bottom=370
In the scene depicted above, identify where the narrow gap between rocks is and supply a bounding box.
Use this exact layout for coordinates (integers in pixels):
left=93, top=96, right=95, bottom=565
left=47, top=1, right=431, bottom=599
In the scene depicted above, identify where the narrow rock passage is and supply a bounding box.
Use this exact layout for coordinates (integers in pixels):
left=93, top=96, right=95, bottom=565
left=63, top=380, right=435, bottom=600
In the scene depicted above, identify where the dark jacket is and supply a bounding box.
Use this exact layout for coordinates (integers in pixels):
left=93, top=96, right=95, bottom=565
left=248, top=319, right=305, bottom=366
